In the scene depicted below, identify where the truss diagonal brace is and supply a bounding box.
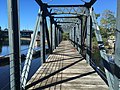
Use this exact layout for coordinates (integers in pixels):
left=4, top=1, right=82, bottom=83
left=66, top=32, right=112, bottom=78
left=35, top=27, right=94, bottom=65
left=21, top=9, right=41, bottom=88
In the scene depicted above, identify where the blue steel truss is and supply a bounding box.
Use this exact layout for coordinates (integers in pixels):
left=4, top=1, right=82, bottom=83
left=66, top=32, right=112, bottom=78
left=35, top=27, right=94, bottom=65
left=6, top=0, right=120, bottom=90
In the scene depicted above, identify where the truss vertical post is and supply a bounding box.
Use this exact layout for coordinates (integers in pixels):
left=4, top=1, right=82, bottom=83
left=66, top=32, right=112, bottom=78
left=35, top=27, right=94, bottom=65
left=44, top=18, right=51, bottom=53
left=56, top=26, right=58, bottom=47
left=71, top=28, right=72, bottom=41
left=57, top=28, right=59, bottom=45
left=82, top=16, right=87, bottom=55
left=40, top=11, right=45, bottom=63
left=53, top=23, right=55, bottom=49
left=75, top=24, right=78, bottom=50
left=71, top=28, right=73, bottom=44
left=59, top=30, right=61, bottom=43
left=80, top=18, right=83, bottom=54
left=60, top=30, right=62, bottom=43
left=61, top=30, right=62, bottom=42
left=72, top=27, right=74, bottom=46
left=86, top=8, right=92, bottom=64
left=70, top=29, right=71, bottom=42
left=75, top=25, right=78, bottom=49
left=78, top=24, right=80, bottom=52
left=58, top=29, right=60, bottom=44
left=56, top=27, right=58, bottom=47
left=59, top=29, right=61, bottom=43
left=76, top=24, right=79, bottom=51
left=78, top=17, right=82, bottom=54
left=7, top=0, right=21, bottom=89
left=50, top=17, right=53, bottom=53
left=71, top=27, right=74, bottom=45
left=55, top=24, right=57, bottom=49
left=69, top=29, right=70, bottom=40
left=74, top=27, right=76, bottom=47
left=69, top=29, right=71, bottom=40
left=114, top=0, right=120, bottom=89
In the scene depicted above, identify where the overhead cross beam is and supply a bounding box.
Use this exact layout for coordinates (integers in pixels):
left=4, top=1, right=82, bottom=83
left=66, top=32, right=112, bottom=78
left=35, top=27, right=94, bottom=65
left=54, top=16, right=82, bottom=18
left=35, top=0, right=97, bottom=17
left=49, top=7, right=86, bottom=16
left=47, top=4, right=85, bottom=8
left=47, top=0, right=97, bottom=8
left=56, top=22, right=79, bottom=24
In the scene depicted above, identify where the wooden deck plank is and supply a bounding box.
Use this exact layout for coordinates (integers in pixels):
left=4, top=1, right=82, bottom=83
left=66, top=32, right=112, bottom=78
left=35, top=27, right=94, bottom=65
left=26, top=41, right=108, bottom=90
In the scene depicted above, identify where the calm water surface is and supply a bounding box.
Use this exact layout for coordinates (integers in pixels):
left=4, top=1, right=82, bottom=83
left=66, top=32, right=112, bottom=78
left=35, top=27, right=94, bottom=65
left=0, top=45, right=48, bottom=90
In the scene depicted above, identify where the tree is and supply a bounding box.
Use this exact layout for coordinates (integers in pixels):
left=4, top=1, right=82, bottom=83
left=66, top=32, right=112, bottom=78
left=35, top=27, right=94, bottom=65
left=0, top=26, right=1, bottom=31
left=0, top=26, right=2, bottom=42
left=62, top=32, right=69, bottom=40
left=100, top=10, right=116, bottom=32
left=95, top=13, right=100, bottom=19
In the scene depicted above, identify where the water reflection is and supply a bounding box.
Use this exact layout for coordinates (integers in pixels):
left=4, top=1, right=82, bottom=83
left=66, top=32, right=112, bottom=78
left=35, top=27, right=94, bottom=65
left=0, top=44, right=29, bottom=56
left=0, top=58, right=42, bottom=89
left=0, top=43, right=48, bottom=67
left=0, top=40, right=30, bottom=67
left=0, top=39, right=49, bottom=89
left=0, top=42, right=48, bottom=89
left=0, top=40, right=30, bottom=55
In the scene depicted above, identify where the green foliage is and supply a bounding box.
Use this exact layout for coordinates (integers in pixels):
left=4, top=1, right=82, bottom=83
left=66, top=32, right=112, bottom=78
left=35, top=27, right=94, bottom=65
left=0, top=26, right=1, bottom=30
left=62, top=32, right=69, bottom=40
left=99, top=10, right=116, bottom=45
left=100, top=10, right=116, bottom=31
left=95, top=13, right=100, bottom=19
left=99, top=26, right=108, bottom=38
left=0, top=26, right=2, bottom=40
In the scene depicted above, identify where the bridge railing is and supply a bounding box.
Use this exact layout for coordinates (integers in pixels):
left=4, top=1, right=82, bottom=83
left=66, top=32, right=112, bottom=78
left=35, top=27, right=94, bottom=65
left=6, top=0, right=63, bottom=89
left=69, top=6, right=120, bottom=90
left=5, top=0, right=120, bottom=90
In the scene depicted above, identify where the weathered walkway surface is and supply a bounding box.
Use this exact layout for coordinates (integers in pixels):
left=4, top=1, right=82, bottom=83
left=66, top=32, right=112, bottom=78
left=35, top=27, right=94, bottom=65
left=26, top=41, right=108, bottom=90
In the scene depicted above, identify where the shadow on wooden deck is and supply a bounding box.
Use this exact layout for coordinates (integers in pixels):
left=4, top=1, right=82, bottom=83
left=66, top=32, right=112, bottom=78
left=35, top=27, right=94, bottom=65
left=26, top=41, right=108, bottom=90
left=26, top=57, right=96, bottom=89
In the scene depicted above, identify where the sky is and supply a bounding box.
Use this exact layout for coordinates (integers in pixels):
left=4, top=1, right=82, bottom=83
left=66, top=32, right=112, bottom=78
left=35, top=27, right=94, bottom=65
left=0, top=0, right=117, bottom=30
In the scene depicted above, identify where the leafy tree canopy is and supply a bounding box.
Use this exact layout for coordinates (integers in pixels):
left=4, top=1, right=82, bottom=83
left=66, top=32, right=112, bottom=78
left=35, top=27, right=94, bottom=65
left=100, top=10, right=116, bottom=31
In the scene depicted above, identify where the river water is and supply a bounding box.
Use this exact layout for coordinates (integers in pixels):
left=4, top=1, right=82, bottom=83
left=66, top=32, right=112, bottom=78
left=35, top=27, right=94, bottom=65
left=0, top=45, right=48, bottom=90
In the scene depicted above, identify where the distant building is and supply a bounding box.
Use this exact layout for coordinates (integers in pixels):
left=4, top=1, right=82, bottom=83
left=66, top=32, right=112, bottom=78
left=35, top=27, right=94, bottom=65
left=1, top=30, right=40, bottom=38
left=107, top=35, right=115, bottom=49
left=4, top=28, right=8, bottom=31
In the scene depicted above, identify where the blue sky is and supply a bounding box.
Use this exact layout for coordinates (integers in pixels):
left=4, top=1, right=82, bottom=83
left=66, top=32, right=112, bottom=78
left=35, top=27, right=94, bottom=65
left=0, top=0, right=117, bottom=30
